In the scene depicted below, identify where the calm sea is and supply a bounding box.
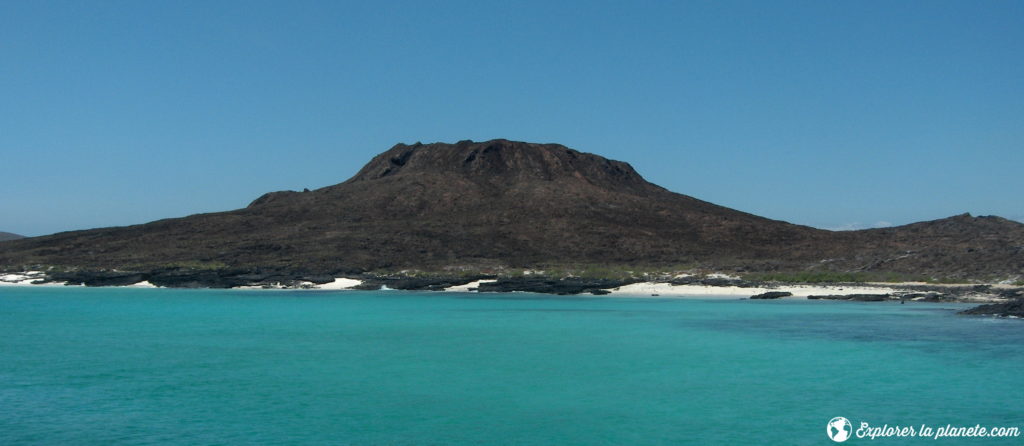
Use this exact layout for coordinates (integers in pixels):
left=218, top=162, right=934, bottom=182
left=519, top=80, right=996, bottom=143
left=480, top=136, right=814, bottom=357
left=1, top=287, right=1021, bottom=445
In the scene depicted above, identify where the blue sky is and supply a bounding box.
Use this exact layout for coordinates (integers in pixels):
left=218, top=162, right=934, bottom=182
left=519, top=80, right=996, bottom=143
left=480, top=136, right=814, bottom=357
left=2, top=0, right=1022, bottom=236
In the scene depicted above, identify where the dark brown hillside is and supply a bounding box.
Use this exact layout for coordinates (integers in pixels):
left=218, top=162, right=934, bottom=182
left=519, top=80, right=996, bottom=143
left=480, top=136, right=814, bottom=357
left=0, top=232, right=24, bottom=242
left=828, top=214, right=1024, bottom=279
left=0, top=139, right=1021, bottom=281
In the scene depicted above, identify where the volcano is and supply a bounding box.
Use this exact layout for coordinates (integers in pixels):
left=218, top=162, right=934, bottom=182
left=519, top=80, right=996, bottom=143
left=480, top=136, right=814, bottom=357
left=1, top=139, right=1022, bottom=281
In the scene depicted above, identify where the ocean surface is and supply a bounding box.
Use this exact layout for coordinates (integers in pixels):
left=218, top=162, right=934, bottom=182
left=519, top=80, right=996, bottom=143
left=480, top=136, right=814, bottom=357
left=1, top=287, right=1021, bottom=445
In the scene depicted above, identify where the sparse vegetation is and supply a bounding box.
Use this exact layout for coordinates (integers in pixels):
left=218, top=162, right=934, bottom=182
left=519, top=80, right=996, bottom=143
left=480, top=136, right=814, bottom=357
left=742, top=271, right=979, bottom=284
left=1, top=140, right=1020, bottom=283
left=743, top=271, right=867, bottom=283
left=495, top=264, right=698, bottom=280
left=924, top=276, right=964, bottom=284
left=361, top=265, right=984, bottom=284
left=160, top=261, right=229, bottom=270
left=73, top=260, right=233, bottom=273
left=743, top=271, right=930, bottom=284
left=368, top=264, right=700, bottom=280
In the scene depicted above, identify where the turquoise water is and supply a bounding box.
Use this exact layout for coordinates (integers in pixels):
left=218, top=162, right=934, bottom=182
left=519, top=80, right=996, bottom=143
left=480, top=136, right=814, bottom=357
left=1, top=287, right=1021, bottom=445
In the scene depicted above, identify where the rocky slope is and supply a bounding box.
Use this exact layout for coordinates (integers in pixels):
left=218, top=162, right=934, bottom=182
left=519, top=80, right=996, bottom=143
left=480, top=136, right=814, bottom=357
left=0, top=232, right=24, bottom=242
left=1, top=139, right=1021, bottom=284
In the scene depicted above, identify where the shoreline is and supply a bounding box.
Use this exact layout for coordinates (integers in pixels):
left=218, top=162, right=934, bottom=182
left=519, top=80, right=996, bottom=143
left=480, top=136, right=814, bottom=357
left=2, top=270, right=1017, bottom=303
left=5, top=269, right=1023, bottom=317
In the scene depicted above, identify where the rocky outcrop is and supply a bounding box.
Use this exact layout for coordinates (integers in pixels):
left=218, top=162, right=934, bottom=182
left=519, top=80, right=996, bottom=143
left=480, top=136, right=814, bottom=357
left=669, top=276, right=759, bottom=288
left=898, top=292, right=950, bottom=302
left=49, top=271, right=148, bottom=287
left=807, top=294, right=891, bottom=301
left=750, top=291, right=792, bottom=299
left=353, top=275, right=493, bottom=291
left=960, top=299, right=1024, bottom=318
left=475, top=277, right=640, bottom=295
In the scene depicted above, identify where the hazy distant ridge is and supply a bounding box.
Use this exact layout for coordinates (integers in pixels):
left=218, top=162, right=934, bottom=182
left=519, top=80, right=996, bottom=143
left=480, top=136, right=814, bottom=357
left=0, top=232, right=25, bottom=242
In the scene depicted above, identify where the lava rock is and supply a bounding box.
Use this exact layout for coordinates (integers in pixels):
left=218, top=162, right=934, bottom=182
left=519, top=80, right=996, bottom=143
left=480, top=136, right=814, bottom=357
left=959, top=299, right=1024, bottom=318
left=669, top=276, right=758, bottom=288
left=49, top=270, right=147, bottom=287
left=807, top=294, right=890, bottom=301
left=355, top=275, right=493, bottom=291
left=750, top=291, right=793, bottom=299
left=899, top=292, right=949, bottom=302
left=476, top=277, right=638, bottom=295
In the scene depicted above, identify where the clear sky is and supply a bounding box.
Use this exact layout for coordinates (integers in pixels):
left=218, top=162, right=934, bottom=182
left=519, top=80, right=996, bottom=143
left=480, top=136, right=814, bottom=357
left=2, top=0, right=1022, bottom=237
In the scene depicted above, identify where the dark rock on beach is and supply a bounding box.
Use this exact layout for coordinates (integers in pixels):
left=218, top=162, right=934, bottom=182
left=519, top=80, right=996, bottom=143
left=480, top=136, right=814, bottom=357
left=959, top=299, right=1024, bottom=318
left=669, top=276, right=759, bottom=288
left=147, top=269, right=246, bottom=288
left=49, top=270, right=147, bottom=287
left=353, top=275, right=492, bottom=291
left=898, top=292, right=951, bottom=302
left=750, top=291, right=793, bottom=299
left=996, top=288, right=1024, bottom=299
left=807, top=294, right=891, bottom=301
left=887, top=284, right=1024, bottom=302
left=475, top=277, right=639, bottom=295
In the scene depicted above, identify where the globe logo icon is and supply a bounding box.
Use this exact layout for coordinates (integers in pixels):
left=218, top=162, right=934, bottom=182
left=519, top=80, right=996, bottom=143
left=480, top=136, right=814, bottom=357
left=827, top=417, right=853, bottom=442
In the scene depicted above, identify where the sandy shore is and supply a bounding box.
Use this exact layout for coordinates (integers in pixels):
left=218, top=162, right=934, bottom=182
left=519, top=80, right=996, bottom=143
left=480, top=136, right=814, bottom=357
left=603, top=282, right=898, bottom=298
left=0, top=271, right=1013, bottom=303
left=439, top=278, right=914, bottom=300
left=233, top=277, right=364, bottom=290
left=315, top=278, right=363, bottom=290
left=0, top=271, right=71, bottom=287
left=0, top=272, right=366, bottom=291
left=444, top=279, right=496, bottom=292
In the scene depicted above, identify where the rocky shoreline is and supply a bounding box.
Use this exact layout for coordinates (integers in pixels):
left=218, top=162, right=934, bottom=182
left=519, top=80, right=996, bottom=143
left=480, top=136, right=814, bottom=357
left=2, top=269, right=1023, bottom=317
left=958, top=299, right=1024, bottom=318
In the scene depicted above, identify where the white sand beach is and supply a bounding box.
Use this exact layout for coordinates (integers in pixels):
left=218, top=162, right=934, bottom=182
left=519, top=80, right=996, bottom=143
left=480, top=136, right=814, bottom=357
left=314, top=278, right=363, bottom=290
left=0, top=271, right=70, bottom=287
left=0, top=270, right=1011, bottom=303
left=604, top=282, right=899, bottom=298
left=444, top=279, right=497, bottom=292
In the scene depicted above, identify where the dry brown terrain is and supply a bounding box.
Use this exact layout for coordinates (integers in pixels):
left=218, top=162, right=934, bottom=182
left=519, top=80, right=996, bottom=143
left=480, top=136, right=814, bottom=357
left=1, top=139, right=1021, bottom=281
